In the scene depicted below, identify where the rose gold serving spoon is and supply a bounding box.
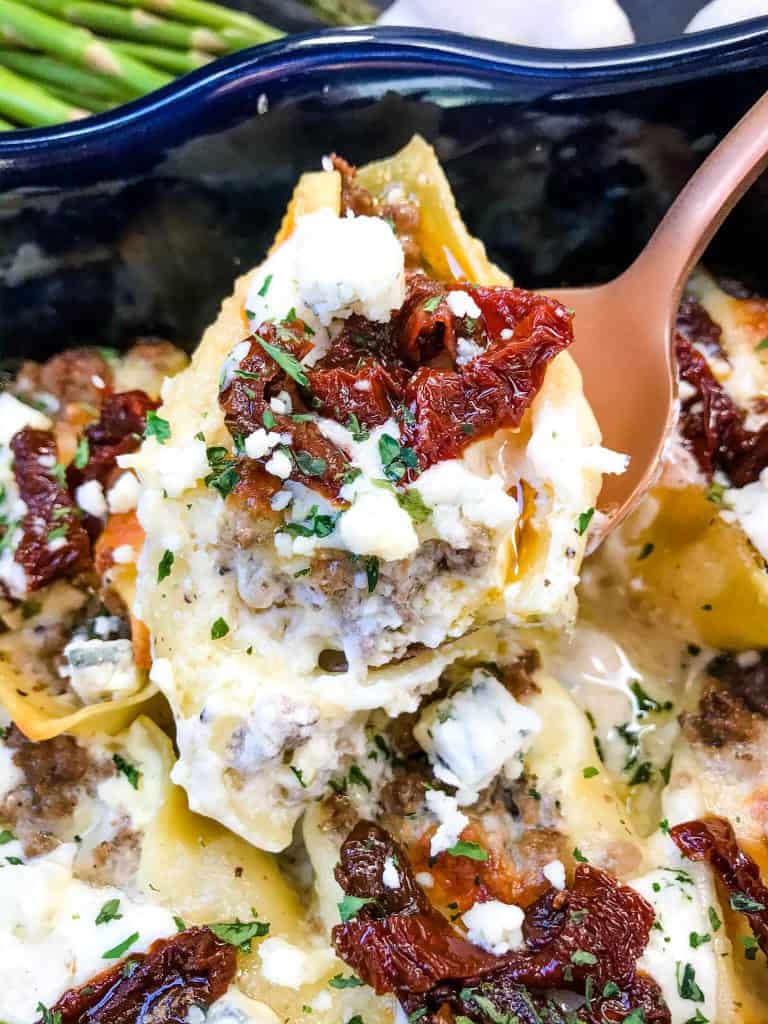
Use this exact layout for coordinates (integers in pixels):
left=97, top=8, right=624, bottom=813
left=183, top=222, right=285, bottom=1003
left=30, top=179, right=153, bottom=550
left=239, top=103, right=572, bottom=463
left=547, top=90, right=768, bottom=532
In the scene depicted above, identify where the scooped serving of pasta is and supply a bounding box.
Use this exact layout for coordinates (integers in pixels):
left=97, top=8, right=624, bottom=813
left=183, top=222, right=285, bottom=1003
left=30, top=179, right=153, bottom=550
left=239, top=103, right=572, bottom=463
left=0, top=135, right=767, bottom=1024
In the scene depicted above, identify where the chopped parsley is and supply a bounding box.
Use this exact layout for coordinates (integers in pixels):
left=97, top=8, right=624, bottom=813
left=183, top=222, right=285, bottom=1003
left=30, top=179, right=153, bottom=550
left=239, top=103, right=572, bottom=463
left=689, top=931, right=710, bottom=948
left=622, top=1012, right=646, bottom=1024
left=338, top=895, right=375, bottom=923
left=102, top=932, right=139, bottom=960
left=255, top=335, right=309, bottom=387
left=446, top=840, right=488, bottom=862
left=342, top=467, right=362, bottom=486
left=5, top=856, right=22, bottom=865
left=208, top=917, right=270, bottom=953
left=571, top=949, right=598, bottom=966
left=262, top=408, right=277, bottom=429
left=423, top=295, right=442, bottom=313
left=257, top=273, right=273, bottom=297
left=602, top=981, right=620, bottom=998
left=290, top=765, right=307, bottom=788
left=706, top=481, right=727, bottom=505
left=408, top=1011, right=427, bottom=1024
left=730, top=892, right=765, bottom=912
left=755, top=336, right=768, bottom=351
left=577, top=507, right=594, bottom=535
left=397, top=488, right=431, bottom=523
left=628, top=761, right=654, bottom=786
left=294, top=451, right=327, bottom=477
left=144, top=410, right=171, bottom=444
left=50, top=462, right=67, bottom=487
left=95, top=898, right=122, bottom=925
left=630, top=680, right=671, bottom=714
left=174, top=916, right=186, bottom=932
left=573, top=847, right=588, bottom=863
left=638, top=542, right=655, bottom=560
left=683, top=1011, right=709, bottom=1024
left=346, top=414, right=369, bottom=442
left=708, top=906, right=722, bottom=932
left=378, top=433, right=419, bottom=483
left=211, top=617, right=230, bottom=640
left=676, top=962, right=705, bottom=1002
left=328, top=974, right=363, bottom=989
left=741, top=935, right=759, bottom=960
left=47, top=525, right=69, bottom=542
left=582, top=765, right=599, bottom=779
left=365, top=556, right=379, bottom=593
left=36, top=1003, right=62, bottom=1024
left=348, top=764, right=371, bottom=791
left=20, top=600, right=42, bottom=620
left=73, top=436, right=90, bottom=469
left=280, top=505, right=338, bottom=539
left=157, top=549, right=174, bottom=583
left=112, top=753, right=140, bottom=790
left=205, top=445, right=240, bottom=498
left=0, top=829, right=15, bottom=845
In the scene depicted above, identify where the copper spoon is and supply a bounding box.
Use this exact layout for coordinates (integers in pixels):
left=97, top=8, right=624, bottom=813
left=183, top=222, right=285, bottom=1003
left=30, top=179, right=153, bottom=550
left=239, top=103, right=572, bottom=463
left=547, top=90, right=768, bottom=533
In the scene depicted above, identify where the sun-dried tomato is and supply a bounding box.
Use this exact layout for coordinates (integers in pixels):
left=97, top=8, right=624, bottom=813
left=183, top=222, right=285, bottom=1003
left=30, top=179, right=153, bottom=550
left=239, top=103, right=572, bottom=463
left=219, top=326, right=351, bottom=501
left=40, top=927, right=236, bottom=1024
left=675, top=309, right=768, bottom=485
left=68, top=390, right=158, bottom=493
left=333, top=821, right=500, bottom=994
left=676, top=297, right=726, bottom=359
left=9, top=428, right=91, bottom=591
left=307, top=316, right=409, bottom=429
left=672, top=815, right=768, bottom=957
left=333, top=821, right=666, bottom=1023
left=401, top=284, right=573, bottom=470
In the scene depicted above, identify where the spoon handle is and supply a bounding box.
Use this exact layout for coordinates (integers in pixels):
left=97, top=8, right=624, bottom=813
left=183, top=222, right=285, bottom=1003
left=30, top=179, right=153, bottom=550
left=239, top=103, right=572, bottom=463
left=626, top=90, right=768, bottom=298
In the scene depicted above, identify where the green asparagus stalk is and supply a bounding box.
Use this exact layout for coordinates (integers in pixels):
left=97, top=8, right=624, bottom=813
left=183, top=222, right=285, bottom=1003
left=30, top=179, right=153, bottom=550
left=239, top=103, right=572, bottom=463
left=0, top=60, right=86, bottom=124
left=0, top=0, right=171, bottom=92
left=113, top=39, right=210, bottom=72
left=98, top=0, right=281, bottom=40
left=0, top=47, right=136, bottom=98
left=47, top=82, right=116, bottom=110
left=303, top=0, right=377, bottom=26
left=22, top=0, right=234, bottom=52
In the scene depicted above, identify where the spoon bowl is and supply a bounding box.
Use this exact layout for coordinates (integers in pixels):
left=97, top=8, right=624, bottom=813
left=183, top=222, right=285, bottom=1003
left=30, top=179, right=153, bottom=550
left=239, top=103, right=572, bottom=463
left=551, top=90, right=768, bottom=530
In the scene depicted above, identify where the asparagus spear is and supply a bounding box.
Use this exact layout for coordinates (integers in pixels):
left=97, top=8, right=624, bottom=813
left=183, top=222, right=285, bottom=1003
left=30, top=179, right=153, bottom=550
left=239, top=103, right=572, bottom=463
left=101, top=0, right=281, bottom=40
left=0, top=47, right=136, bottom=98
left=113, top=39, right=210, bottom=72
left=303, top=0, right=377, bottom=25
left=47, top=82, right=115, bottom=110
left=0, top=60, right=86, bottom=124
left=0, top=0, right=171, bottom=92
left=23, top=0, right=232, bottom=52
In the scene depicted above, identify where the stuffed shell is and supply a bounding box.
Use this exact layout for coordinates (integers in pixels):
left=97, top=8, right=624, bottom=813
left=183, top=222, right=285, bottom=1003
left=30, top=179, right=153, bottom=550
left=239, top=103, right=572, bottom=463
left=130, top=137, right=624, bottom=851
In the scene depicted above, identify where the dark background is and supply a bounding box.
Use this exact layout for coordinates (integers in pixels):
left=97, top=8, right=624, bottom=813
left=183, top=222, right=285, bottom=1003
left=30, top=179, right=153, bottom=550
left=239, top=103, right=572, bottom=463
left=231, top=0, right=742, bottom=44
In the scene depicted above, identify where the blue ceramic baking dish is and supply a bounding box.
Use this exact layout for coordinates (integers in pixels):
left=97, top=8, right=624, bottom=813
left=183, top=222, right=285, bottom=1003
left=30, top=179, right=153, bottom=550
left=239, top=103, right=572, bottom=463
left=1, top=21, right=768, bottom=358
